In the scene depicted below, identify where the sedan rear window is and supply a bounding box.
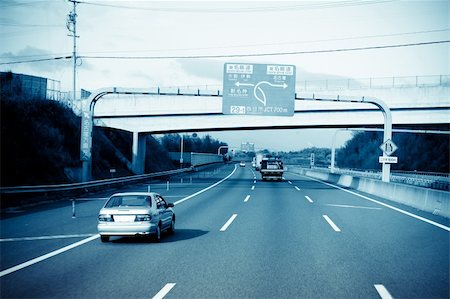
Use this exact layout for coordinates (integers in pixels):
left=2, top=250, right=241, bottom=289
left=105, top=195, right=151, bottom=208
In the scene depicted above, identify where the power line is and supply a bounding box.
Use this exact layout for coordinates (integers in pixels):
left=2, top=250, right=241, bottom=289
left=79, top=29, right=450, bottom=56
left=78, top=40, right=449, bottom=60
left=77, top=0, right=395, bottom=13
left=1, top=40, right=447, bottom=65
left=0, top=56, right=71, bottom=65
left=0, top=21, right=61, bottom=27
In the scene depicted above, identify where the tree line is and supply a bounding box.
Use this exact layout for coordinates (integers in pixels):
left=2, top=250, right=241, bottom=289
left=0, top=94, right=227, bottom=186
left=336, top=131, right=449, bottom=173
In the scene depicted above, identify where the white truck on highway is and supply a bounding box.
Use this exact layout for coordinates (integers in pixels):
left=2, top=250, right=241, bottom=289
left=260, top=157, right=284, bottom=181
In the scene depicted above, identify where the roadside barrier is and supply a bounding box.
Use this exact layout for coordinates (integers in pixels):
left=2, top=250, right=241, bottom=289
left=288, top=166, right=450, bottom=219
left=0, top=162, right=226, bottom=209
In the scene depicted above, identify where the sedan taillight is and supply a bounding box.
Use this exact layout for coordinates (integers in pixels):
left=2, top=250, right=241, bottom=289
left=98, top=214, right=114, bottom=222
left=135, top=214, right=151, bottom=222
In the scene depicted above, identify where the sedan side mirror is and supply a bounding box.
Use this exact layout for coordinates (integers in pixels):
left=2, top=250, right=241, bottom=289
left=167, top=203, right=174, bottom=208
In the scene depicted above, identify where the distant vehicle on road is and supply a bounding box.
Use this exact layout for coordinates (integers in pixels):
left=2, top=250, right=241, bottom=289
left=240, top=161, right=246, bottom=167
left=255, top=153, right=263, bottom=170
left=260, top=157, right=284, bottom=181
left=98, top=192, right=175, bottom=243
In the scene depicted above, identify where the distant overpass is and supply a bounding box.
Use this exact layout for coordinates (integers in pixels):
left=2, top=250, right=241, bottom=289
left=77, top=75, right=449, bottom=181
left=91, top=82, right=449, bottom=133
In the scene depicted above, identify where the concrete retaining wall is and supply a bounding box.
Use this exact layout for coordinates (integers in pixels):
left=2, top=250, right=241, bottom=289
left=191, top=153, right=224, bottom=166
left=288, top=167, right=450, bottom=219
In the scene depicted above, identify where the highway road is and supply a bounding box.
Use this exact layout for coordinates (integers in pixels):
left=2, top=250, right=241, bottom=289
left=1, top=163, right=449, bottom=298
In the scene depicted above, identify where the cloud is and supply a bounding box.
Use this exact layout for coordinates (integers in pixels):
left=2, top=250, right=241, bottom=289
left=176, top=59, right=224, bottom=81
left=0, top=46, right=94, bottom=73
left=176, top=58, right=355, bottom=86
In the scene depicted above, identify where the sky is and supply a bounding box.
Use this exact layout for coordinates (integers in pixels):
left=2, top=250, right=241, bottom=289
left=1, top=0, right=448, bottom=151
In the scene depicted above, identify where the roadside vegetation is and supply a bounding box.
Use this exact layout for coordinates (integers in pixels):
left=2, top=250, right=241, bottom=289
left=0, top=95, right=227, bottom=187
left=336, top=131, right=449, bottom=173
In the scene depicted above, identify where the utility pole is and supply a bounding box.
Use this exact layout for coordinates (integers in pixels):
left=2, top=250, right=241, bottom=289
left=67, top=0, right=79, bottom=106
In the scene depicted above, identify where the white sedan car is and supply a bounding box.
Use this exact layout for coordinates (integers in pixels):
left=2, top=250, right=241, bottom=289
left=98, top=192, right=175, bottom=242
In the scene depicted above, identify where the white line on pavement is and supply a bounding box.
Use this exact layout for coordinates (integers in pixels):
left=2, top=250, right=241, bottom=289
left=244, top=195, right=251, bottom=202
left=152, top=283, right=176, bottom=299
left=220, top=214, right=238, bottom=232
left=0, top=234, right=100, bottom=278
left=374, top=284, right=393, bottom=299
left=254, top=180, right=256, bottom=184
left=251, top=186, right=255, bottom=191
left=174, top=165, right=237, bottom=206
left=305, top=196, right=313, bottom=203
left=294, top=186, right=301, bottom=191
left=323, top=215, right=341, bottom=232
left=326, top=204, right=382, bottom=210
left=0, top=166, right=239, bottom=278
left=288, top=181, right=292, bottom=184
left=291, top=173, right=450, bottom=232
left=0, top=234, right=96, bottom=242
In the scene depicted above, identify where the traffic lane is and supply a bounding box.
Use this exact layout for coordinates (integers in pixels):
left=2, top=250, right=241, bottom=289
left=180, top=179, right=383, bottom=299
left=287, top=172, right=449, bottom=298
left=0, top=164, right=235, bottom=264
left=286, top=171, right=450, bottom=228
left=0, top=167, right=237, bottom=248
left=0, top=164, right=249, bottom=297
left=0, top=199, right=102, bottom=271
left=170, top=164, right=254, bottom=231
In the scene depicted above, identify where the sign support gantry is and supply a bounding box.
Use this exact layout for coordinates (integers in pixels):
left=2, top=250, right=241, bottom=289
left=80, top=88, right=393, bottom=183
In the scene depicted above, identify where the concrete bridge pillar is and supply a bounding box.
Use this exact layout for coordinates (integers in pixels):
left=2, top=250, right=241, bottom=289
left=132, top=132, right=146, bottom=174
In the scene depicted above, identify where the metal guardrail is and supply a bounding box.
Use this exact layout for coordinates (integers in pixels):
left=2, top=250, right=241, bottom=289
left=0, top=167, right=194, bottom=195
left=289, top=166, right=449, bottom=191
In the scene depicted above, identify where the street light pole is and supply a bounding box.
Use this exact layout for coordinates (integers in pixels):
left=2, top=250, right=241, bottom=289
left=67, top=0, right=78, bottom=106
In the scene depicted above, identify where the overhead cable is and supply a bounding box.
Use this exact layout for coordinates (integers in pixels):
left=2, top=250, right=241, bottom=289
left=0, top=56, right=71, bottom=65
left=78, top=40, right=449, bottom=60
left=77, top=0, right=394, bottom=13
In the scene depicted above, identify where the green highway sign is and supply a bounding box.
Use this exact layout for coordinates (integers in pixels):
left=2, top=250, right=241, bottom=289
left=222, top=63, right=296, bottom=116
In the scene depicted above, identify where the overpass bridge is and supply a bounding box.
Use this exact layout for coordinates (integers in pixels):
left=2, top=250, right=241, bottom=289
left=77, top=75, right=449, bottom=181
left=90, top=75, right=448, bottom=132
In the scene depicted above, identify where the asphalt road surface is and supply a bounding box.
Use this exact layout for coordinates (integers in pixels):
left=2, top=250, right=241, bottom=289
left=1, top=164, right=449, bottom=298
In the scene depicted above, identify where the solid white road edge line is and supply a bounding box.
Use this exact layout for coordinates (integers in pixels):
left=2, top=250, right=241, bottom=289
left=323, top=215, right=341, bottom=232
left=174, top=165, right=237, bottom=206
left=291, top=172, right=450, bottom=232
left=244, top=195, right=251, bottom=202
left=152, top=283, right=176, bottom=299
left=0, top=234, right=100, bottom=278
left=305, top=196, right=313, bottom=203
left=0, top=233, right=96, bottom=242
left=326, top=204, right=381, bottom=210
left=1, top=166, right=238, bottom=278
left=374, top=284, right=394, bottom=299
left=220, top=214, right=238, bottom=232
left=294, top=186, right=301, bottom=191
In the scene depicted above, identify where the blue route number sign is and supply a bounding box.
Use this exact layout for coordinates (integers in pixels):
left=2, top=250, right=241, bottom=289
left=222, top=63, right=296, bottom=116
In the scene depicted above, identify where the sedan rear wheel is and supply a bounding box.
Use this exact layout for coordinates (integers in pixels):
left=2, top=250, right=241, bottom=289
left=168, top=218, right=175, bottom=235
left=153, top=224, right=161, bottom=243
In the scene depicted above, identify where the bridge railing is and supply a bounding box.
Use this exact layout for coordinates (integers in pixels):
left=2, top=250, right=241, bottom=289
left=298, top=75, right=450, bottom=92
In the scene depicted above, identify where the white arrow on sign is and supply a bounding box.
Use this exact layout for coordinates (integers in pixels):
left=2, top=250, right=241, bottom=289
left=379, top=139, right=398, bottom=156
left=235, top=81, right=288, bottom=106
